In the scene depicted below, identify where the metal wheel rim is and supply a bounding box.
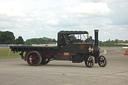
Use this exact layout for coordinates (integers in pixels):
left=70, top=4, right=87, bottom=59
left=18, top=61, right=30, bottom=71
left=98, top=56, right=107, bottom=67
left=86, top=56, right=94, bottom=67
left=27, top=53, right=40, bottom=65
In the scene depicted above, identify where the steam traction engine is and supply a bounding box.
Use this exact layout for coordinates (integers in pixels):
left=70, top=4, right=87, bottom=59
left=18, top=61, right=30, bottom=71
left=10, top=30, right=107, bottom=68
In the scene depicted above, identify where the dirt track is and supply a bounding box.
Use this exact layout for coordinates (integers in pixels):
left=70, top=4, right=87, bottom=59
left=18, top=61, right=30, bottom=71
left=0, top=47, right=128, bottom=85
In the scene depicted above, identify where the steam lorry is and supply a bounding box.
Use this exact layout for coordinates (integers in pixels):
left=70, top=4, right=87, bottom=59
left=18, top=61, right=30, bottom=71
left=10, top=30, right=107, bottom=68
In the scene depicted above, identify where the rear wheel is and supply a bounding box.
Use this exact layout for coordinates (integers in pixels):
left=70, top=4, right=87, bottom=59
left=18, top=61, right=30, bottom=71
left=85, top=55, right=94, bottom=68
left=41, top=58, right=50, bottom=65
left=26, top=51, right=42, bottom=66
left=98, top=55, right=107, bottom=67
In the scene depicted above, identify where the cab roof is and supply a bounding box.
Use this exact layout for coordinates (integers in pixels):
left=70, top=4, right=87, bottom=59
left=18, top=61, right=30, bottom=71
left=58, top=31, right=88, bottom=35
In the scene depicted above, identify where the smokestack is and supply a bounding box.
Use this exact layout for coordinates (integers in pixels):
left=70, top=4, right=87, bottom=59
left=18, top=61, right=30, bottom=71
left=94, top=30, right=99, bottom=46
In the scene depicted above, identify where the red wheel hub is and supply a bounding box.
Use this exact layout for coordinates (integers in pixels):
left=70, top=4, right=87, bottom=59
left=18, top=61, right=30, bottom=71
left=27, top=53, right=40, bottom=65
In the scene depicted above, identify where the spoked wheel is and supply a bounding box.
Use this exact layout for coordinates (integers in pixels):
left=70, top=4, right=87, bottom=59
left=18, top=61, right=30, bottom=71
left=41, top=58, right=50, bottom=65
left=98, top=55, right=107, bottom=67
left=26, top=51, right=42, bottom=66
left=85, top=56, right=94, bottom=68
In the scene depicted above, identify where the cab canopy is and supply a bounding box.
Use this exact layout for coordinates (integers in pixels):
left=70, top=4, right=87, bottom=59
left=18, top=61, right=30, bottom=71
left=58, top=31, right=88, bottom=35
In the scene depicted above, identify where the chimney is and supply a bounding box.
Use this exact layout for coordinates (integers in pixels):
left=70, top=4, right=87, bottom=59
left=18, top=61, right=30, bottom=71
left=94, top=30, right=99, bottom=46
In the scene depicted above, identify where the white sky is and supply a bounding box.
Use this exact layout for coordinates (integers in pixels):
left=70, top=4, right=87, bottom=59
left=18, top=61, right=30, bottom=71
left=0, top=0, right=128, bottom=41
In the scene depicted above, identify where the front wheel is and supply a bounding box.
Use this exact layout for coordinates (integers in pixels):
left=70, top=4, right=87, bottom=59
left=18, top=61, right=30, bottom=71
left=85, top=56, right=94, bottom=68
left=98, top=55, right=107, bottom=67
left=26, top=51, right=42, bottom=66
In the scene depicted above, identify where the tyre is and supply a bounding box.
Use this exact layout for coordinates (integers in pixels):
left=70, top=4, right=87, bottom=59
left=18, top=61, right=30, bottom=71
left=85, top=55, right=94, bottom=68
left=26, top=51, right=42, bottom=66
left=98, top=55, right=107, bottom=67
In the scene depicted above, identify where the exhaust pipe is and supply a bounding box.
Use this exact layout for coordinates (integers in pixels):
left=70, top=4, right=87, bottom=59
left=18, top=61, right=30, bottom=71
left=94, top=30, right=99, bottom=46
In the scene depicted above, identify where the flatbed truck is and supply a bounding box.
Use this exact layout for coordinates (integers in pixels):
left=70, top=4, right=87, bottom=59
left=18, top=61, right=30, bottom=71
left=10, top=30, right=107, bottom=67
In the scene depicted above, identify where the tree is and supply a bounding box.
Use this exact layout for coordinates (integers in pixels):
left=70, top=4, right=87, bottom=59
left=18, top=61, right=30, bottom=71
left=0, top=31, right=15, bottom=44
left=15, top=36, right=24, bottom=44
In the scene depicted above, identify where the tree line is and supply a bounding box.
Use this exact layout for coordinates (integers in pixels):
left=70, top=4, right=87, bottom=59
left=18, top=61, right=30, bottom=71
left=0, top=31, right=56, bottom=44
left=99, top=39, right=128, bottom=46
left=25, top=37, right=56, bottom=45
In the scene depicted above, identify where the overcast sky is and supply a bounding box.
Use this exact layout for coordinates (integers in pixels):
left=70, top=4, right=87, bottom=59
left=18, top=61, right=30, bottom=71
left=0, top=0, right=128, bottom=41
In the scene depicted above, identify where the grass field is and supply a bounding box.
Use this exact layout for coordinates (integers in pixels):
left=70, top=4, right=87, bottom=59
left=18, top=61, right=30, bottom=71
left=0, top=47, right=20, bottom=59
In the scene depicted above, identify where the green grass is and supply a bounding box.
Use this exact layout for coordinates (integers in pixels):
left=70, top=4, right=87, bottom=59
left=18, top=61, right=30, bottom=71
left=0, top=47, right=20, bottom=59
